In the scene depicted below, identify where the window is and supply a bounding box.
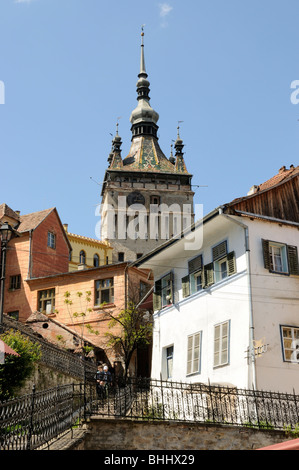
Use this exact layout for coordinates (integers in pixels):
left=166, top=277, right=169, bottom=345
left=262, top=239, right=299, bottom=275
left=93, top=254, right=100, bottom=267
left=161, top=273, right=173, bottom=307
left=182, top=255, right=203, bottom=298
left=190, top=271, right=203, bottom=294
left=79, top=250, right=86, bottom=265
left=47, top=232, right=56, bottom=249
left=166, top=346, right=174, bottom=379
left=213, top=241, right=236, bottom=283
left=214, top=321, right=230, bottom=368
left=9, top=275, right=21, bottom=290
left=187, top=332, right=201, bottom=375
left=95, top=278, right=114, bottom=305
left=281, top=326, right=299, bottom=363
left=38, top=289, right=55, bottom=314
left=118, top=252, right=124, bottom=262
left=153, top=272, right=173, bottom=310
left=150, top=195, right=160, bottom=205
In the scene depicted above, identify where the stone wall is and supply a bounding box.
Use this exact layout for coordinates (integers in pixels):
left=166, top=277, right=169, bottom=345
left=82, top=417, right=290, bottom=451
left=15, top=362, right=81, bottom=396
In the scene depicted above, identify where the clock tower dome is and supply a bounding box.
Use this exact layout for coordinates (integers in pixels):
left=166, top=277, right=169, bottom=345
left=100, top=30, right=194, bottom=262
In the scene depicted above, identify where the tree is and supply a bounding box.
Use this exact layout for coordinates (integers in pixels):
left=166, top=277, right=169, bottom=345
left=103, top=300, right=152, bottom=378
left=0, top=330, right=41, bottom=400
left=61, top=290, right=99, bottom=356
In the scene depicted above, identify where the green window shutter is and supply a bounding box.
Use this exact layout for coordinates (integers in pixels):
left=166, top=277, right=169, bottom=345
left=287, top=245, right=299, bottom=275
left=182, top=275, right=190, bottom=298
left=262, top=239, right=270, bottom=270
left=227, top=251, right=236, bottom=276
left=188, top=255, right=203, bottom=274
left=153, top=279, right=162, bottom=311
left=170, top=271, right=177, bottom=304
left=212, top=241, right=227, bottom=261
left=204, top=263, right=214, bottom=287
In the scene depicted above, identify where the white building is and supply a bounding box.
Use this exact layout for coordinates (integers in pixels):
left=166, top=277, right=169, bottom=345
left=134, top=166, right=299, bottom=393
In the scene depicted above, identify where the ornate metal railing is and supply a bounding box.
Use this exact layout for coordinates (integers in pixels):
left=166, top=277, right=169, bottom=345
left=2, top=378, right=299, bottom=450
left=86, top=377, right=299, bottom=432
left=0, top=384, right=86, bottom=450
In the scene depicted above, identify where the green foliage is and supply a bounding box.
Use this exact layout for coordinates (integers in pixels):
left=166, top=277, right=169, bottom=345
left=0, top=330, right=41, bottom=401
left=142, top=403, right=164, bottom=420
left=104, top=300, right=152, bottom=377
left=284, top=422, right=299, bottom=438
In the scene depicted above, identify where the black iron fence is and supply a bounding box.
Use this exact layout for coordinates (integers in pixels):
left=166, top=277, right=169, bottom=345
left=2, top=377, right=299, bottom=450
left=86, top=377, right=299, bottom=432
left=0, top=383, right=85, bottom=450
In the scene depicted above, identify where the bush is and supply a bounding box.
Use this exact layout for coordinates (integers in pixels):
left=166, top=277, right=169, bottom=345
left=0, top=330, right=41, bottom=401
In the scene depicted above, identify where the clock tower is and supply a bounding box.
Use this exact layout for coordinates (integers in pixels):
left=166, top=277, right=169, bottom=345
left=100, top=30, right=194, bottom=262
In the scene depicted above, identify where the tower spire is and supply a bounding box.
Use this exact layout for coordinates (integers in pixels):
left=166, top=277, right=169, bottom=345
left=130, top=27, right=159, bottom=140
left=140, top=25, right=146, bottom=76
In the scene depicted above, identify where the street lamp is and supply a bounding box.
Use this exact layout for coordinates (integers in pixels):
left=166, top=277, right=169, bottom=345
left=0, top=222, right=14, bottom=333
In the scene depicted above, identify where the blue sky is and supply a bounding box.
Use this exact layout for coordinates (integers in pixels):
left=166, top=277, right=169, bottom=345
left=1, top=0, right=299, bottom=239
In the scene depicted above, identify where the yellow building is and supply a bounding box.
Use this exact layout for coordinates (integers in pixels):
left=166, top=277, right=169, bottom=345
left=63, top=224, right=113, bottom=271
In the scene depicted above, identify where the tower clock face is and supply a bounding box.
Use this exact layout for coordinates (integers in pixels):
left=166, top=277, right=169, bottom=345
left=127, top=191, right=145, bottom=206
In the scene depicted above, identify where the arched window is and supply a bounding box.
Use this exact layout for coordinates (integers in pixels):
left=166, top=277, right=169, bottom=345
left=79, top=250, right=86, bottom=265
left=93, top=253, right=100, bottom=267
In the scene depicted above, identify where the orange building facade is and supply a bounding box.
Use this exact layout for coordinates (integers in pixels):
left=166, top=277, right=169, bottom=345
left=1, top=204, right=153, bottom=375
left=25, top=263, right=153, bottom=374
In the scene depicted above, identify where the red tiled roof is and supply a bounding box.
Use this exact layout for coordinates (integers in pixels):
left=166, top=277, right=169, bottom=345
left=257, top=165, right=299, bottom=191
left=0, top=203, right=20, bottom=222
left=228, top=165, right=299, bottom=206
left=17, top=208, right=54, bottom=233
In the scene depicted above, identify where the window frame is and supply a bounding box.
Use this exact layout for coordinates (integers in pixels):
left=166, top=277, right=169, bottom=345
left=47, top=231, right=56, bottom=249
left=281, top=325, right=299, bottom=363
left=213, top=320, right=230, bottom=368
left=153, top=272, right=174, bottom=311
left=93, top=253, right=100, bottom=267
left=95, top=278, right=114, bottom=306
left=9, top=274, right=21, bottom=291
left=269, top=242, right=288, bottom=274
left=186, top=331, right=202, bottom=376
left=166, top=345, right=174, bottom=379
left=161, top=272, right=173, bottom=308
left=79, top=250, right=86, bottom=265
left=212, top=240, right=236, bottom=283
left=190, top=270, right=203, bottom=295
left=38, top=288, right=56, bottom=315
left=262, top=239, right=299, bottom=275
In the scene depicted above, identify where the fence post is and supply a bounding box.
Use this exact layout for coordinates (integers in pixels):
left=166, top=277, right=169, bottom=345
left=26, top=384, right=36, bottom=451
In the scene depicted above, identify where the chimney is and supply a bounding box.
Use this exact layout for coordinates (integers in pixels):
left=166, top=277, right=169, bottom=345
left=63, top=223, right=68, bottom=232
left=247, top=185, right=259, bottom=195
left=279, top=166, right=286, bottom=174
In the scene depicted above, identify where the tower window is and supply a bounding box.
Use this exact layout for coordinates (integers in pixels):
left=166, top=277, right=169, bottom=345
left=93, top=254, right=100, bottom=267
left=150, top=195, right=160, bottom=205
